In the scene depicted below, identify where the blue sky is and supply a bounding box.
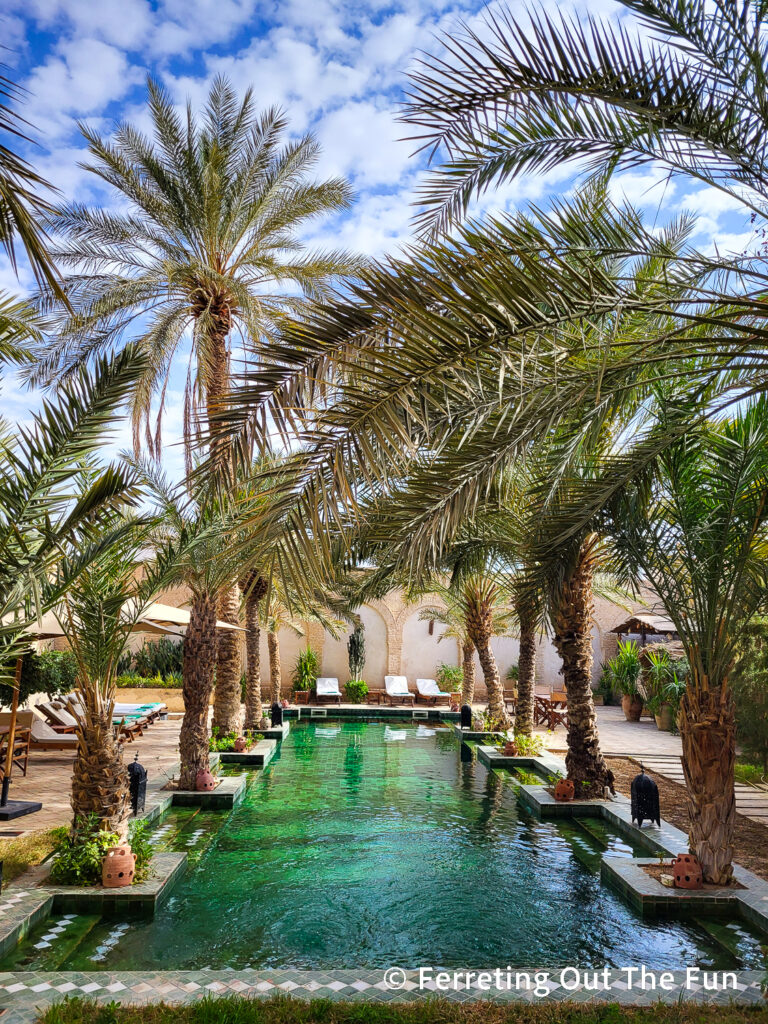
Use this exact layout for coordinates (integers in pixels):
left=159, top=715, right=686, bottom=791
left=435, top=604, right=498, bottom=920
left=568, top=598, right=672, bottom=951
left=1, top=0, right=758, bottom=478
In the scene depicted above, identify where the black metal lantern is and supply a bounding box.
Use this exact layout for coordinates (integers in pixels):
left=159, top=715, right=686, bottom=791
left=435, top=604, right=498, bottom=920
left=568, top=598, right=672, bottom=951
left=270, top=701, right=283, bottom=727
left=460, top=704, right=472, bottom=730
left=127, top=752, right=147, bottom=816
left=631, top=765, right=660, bottom=827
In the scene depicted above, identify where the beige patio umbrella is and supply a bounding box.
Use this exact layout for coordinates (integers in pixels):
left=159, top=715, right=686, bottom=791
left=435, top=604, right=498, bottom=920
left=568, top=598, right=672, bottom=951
left=136, top=601, right=245, bottom=633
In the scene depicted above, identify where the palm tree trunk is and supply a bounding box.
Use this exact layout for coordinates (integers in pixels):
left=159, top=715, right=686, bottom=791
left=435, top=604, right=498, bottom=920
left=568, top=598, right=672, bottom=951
left=465, top=592, right=510, bottom=730
left=212, top=586, right=242, bottom=735
left=515, top=597, right=536, bottom=737
left=71, top=689, right=128, bottom=835
left=179, top=592, right=217, bottom=790
left=461, top=637, right=475, bottom=705
left=552, top=538, right=614, bottom=797
left=268, top=629, right=281, bottom=704
left=679, top=680, right=736, bottom=884
left=240, top=572, right=268, bottom=730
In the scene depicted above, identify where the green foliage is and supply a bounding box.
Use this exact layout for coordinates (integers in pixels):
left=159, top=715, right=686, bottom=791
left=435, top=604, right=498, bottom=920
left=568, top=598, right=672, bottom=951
left=436, top=663, right=462, bottom=690
left=506, top=663, right=519, bottom=682
left=49, top=815, right=120, bottom=887
left=131, top=638, right=184, bottom=678
left=115, top=673, right=181, bottom=689
left=643, top=649, right=687, bottom=719
left=292, top=646, right=319, bottom=691
left=208, top=729, right=263, bottom=752
left=126, top=820, right=153, bottom=882
left=512, top=733, right=544, bottom=756
left=345, top=678, right=368, bottom=704
left=732, top=619, right=768, bottom=773
left=4, top=650, right=78, bottom=706
left=595, top=668, right=616, bottom=707
left=603, top=640, right=642, bottom=698
left=347, top=623, right=366, bottom=679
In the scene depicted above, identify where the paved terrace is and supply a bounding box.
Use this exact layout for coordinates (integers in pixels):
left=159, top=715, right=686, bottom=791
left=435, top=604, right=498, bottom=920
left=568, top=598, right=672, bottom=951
left=3, top=706, right=768, bottom=834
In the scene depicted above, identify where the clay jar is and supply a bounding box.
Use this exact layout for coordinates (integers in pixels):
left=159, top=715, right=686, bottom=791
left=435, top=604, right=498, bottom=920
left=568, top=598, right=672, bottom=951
left=554, top=778, right=575, bottom=802
left=673, top=853, right=703, bottom=890
left=621, top=694, right=644, bottom=722
left=233, top=736, right=247, bottom=752
left=195, top=769, right=217, bottom=792
left=102, top=844, right=135, bottom=888
left=503, top=740, right=518, bottom=757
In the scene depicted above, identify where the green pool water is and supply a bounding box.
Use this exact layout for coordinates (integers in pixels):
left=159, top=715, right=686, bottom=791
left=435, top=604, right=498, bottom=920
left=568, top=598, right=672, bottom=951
left=4, top=720, right=766, bottom=971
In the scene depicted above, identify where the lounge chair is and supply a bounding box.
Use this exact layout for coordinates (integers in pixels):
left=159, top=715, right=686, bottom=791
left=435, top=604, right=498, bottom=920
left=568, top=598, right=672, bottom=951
left=0, top=725, right=31, bottom=777
left=1, top=710, right=78, bottom=753
left=40, top=700, right=146, bottom=742
left=384, top=675, right=414, bottom=706
left=415, top=679, right=451, bottom=705
left=315, top=677, right=342, bottom=704
left=37, top=701, right=79, bottom=732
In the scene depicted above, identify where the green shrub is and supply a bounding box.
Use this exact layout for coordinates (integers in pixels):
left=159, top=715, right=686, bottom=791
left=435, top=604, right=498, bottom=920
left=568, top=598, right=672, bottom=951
left=512, top=733, right=544, bottom=756
left=7, top=650, right=78, bottom=707
left=506, top=663, right=519, bottom=682
left=732, top=618, right=768, bottom=773
left=116, top=673, right=182, bottom=689
left=292, top=646, right=319, bottom=691
left=127, top=819, right=153, bottom=882
left=49, top=816, right=121, bottom=886
left=603, top=639, right=642, bottom=697
left=131, top=637, right=184, bottom=678
left=436, top=663, right=462, bottom=690
left=345, top=678, right=368, bottom=703
left=209, top=728, right=262, bottom=752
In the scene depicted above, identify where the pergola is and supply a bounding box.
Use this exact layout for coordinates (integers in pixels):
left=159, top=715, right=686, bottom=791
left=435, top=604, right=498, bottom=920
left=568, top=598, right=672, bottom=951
left=611, top=611, right=679, bottom=648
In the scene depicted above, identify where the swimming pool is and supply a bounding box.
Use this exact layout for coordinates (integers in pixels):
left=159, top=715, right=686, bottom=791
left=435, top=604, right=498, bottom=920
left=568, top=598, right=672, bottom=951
left=3, top=720, right=765, bottom=972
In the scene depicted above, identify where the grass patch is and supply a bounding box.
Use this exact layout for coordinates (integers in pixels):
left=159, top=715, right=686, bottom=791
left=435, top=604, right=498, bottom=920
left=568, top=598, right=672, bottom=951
left=0, top=828, right=58, bottom=883
left=735, top=760, right=767, bottom=786
left=36, top=996, right=768, bottom=1024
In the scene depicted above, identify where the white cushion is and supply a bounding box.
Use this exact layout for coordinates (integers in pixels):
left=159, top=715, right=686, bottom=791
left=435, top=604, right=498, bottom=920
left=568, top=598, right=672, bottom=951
left=316, top=677, right=341, bottom=695
left=416, top=678, right=444, bottom=696
left=384, top=675, right=410, bottom=695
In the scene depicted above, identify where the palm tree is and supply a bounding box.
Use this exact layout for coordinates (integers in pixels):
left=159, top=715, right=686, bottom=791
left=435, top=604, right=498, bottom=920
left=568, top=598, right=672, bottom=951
left=54, top=509, right=166, bottom=833
left=403, top=1, right=768, bottom=236
left=0, top=72, right=62, bottom=296
left=239, top=569, right=269, bottom=728
left=30, top=75, right=359, bottom=733
left=606, top=396, right=768, bottom=883
left=418, top=581, right=514, bottom=706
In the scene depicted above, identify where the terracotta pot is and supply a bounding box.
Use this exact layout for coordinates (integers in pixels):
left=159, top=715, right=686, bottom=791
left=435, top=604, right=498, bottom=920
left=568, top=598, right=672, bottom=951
left=258, top=717, right=270, bottom=730
left=673, top=852, right=703, bottom=890
left=554, top=778, right=575, bottom=802
left=280, top=699, right=289, bottom=709
left=102, top=844, right=135, bottom=888
left=449, top=701, right=460, bottom=712
left=195, top=769, right=217, bottom=792
left=621, top=694, right=643, bottom=722
left=234, top=736, right=247, bottom=752
left=503, top=741, right=518, bottom=757
left=654, top=704, right=675, bottom=732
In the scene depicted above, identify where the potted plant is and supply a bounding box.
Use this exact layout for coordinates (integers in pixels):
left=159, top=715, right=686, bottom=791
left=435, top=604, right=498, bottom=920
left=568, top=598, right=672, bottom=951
left=292, top=645, right=319, bottom=703
left=608, top=639, right=643, bottom=721
left=437, top=663, right=462, bottom=707
left=644, top=649, right=687, bottom=731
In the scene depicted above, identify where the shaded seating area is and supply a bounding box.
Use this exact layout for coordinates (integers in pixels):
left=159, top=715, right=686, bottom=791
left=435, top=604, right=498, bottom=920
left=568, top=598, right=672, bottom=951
left=415, top=678, right=450, bottom=705
left=315, top=678, right=342, bottom=704
left=0, top=724, right=30, bottom=777
left=36, top=700, right=148, bottom=742
left=534, top=691, right=568, bottom=730
left=384, top=675, right=415, bottom=706
left=0, top=710, right=78, bottom=753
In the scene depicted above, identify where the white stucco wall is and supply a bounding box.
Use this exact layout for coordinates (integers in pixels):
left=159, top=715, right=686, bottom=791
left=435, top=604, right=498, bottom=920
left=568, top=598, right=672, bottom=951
left=320, top=605, right=388, bottom=685
left=400, top=610, right=457, bottom=681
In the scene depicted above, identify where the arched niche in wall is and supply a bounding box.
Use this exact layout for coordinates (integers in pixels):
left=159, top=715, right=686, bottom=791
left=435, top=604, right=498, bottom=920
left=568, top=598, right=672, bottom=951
left=320, top=604, right=388, bottom=687
left=400, top=608, right=457, bottom=681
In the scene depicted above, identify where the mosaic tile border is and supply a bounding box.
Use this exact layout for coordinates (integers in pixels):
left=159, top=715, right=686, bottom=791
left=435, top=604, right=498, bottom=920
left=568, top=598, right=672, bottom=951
left=452, top=726, right=505, bottom=742
left=0, top=967, right=764, bottom=1017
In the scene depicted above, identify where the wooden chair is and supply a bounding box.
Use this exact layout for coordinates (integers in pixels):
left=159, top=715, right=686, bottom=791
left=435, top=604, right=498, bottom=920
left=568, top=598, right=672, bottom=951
left=0, top=727, right=31, bottom=778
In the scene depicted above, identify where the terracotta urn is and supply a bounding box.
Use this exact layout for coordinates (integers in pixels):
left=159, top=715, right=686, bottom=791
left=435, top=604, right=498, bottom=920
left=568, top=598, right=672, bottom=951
left=281, top=699, right=289, bottom=709
left=449, top=701, right=460, bottom=712
left=195, top=769, right=217, bottom=792
left=234, top=736, right=247, bottom=752
left=102, top=844, right=135, bottom=888
left=503, top=740, right=518, bottom=757
left=554, top=778, right=575, bottom=802
left=673, top=853, right=703, bottom=890
left=621, top=694, right=643, bottom=722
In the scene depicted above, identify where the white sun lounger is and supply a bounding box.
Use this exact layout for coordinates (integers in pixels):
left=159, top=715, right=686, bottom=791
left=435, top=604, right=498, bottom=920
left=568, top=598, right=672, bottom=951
left=315, top=677, right=342, bottom=704
left=415, top=678, right=450, bottom=706
left=384, top=675, right=414, bottom=705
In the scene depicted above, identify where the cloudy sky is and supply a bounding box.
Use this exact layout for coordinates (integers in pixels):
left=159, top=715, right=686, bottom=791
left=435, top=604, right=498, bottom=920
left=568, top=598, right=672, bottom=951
left=2, top=0, right=757, bottom=477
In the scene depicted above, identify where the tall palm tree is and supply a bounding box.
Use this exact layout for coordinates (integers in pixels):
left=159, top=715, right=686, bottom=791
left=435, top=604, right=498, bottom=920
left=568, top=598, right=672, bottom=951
left=606, top=396, right=768, bottom=883
left=239, top=569, right=269, bottom=728
left=30, top=75, right=359, bottom=733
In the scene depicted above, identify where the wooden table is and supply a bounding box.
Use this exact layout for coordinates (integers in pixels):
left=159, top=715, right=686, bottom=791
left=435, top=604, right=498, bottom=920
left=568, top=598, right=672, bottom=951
left=366, top=690, right=385, bottom=705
